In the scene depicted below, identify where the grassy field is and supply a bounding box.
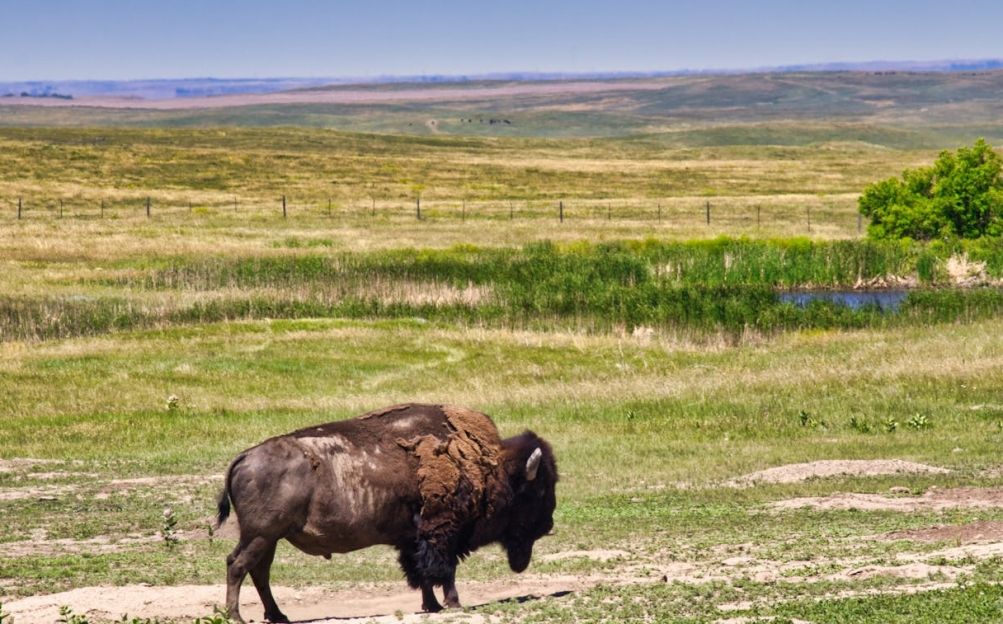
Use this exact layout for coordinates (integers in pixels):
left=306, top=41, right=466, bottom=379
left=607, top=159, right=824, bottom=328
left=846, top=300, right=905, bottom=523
left=4, top=72, right=1003, bottom=623
left=4, top=317, right=1003, bottom=622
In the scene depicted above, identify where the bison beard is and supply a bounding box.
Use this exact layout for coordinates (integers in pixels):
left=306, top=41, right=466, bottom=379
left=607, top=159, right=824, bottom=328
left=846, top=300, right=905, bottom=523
left=217, top=403, right=557, bottom=624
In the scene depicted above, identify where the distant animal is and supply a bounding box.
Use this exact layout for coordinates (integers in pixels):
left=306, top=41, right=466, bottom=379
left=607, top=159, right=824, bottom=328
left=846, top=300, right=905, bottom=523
left=216, top=403, right=558, bottom=623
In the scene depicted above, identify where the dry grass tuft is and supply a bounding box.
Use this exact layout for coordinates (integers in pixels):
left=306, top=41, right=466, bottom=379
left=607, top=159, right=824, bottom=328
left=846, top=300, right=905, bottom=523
left=945, top=252, right=988, bottom=284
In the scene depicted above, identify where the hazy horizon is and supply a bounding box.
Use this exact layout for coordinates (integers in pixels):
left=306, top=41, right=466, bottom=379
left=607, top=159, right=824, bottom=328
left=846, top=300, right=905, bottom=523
left=4, top=0, right=1003, bottom=82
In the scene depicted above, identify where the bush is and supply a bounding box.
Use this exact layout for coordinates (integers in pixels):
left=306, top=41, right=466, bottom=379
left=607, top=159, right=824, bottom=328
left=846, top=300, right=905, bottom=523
left=859, top=139, right=1003, bottom=240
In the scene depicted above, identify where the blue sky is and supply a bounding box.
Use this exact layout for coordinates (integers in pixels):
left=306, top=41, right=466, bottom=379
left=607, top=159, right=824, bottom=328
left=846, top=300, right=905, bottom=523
left=3, top=0, right=1003, bottom=81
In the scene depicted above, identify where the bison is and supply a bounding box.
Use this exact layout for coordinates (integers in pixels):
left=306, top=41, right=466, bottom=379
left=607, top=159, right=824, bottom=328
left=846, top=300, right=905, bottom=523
left=216, top=403, right=558, bottom=623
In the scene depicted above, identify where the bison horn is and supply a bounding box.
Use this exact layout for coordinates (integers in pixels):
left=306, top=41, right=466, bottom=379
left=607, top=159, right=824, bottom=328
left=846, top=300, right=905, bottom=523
left=526, top=448, right=543, bottom=481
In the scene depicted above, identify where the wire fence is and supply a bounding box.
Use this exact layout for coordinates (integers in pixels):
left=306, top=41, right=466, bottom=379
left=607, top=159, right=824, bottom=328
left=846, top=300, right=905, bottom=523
left=4, top=194, right=866, bottom=234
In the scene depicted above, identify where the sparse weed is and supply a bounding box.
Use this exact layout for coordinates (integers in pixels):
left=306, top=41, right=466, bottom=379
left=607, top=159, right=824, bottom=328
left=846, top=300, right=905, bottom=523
left=850, top=416, right=872, bottom=434
left=161, top=508, right=180, bottom=549
left=192, top=606, right=234, bottom=624
left=57, top=606, right=89, bottom=624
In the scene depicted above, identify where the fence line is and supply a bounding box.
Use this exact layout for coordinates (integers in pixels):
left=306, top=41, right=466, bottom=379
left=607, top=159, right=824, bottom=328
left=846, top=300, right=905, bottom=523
left=4, top=195, right=866, bottom=234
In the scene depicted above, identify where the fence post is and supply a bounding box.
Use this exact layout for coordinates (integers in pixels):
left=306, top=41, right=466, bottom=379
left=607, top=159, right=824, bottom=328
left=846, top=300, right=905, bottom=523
left=462, top=199, right=466, bottom=222
left=657, top=203, right=661, bottom=223
left=510, top=202, right=513, bottom=220
left=416, top=197, right=421, bottom=220
left=328, top=198, right=332, bottom=218
left=60, top=199, right=63, bottom=219
left=706, top=201, right=710, bottom=224
left=101, top=200, right=104, bottom=219
left=282, top=195, right=287, bottom=219
left=18, top=197, right=22, bottom=220
left=234, top=197, right=238, bottom=214
left=757, top=205, right=761, bottom=227
left=146, top=197, right=151, bottom=218
left=807, top=206, right=811, bottom=232
left=559, top=201, right=564, bottom=223
left=372, top=197, right=376, bottom=217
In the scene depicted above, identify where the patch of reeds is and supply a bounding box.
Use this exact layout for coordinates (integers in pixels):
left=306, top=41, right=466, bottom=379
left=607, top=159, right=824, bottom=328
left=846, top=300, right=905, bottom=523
left=5, top=237, right=1002, bottom=343
left=0, top=296, right=150, bottom=342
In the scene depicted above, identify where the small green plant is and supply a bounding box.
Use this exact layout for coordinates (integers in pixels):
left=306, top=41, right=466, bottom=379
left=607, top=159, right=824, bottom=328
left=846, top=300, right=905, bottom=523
left=849, top=416, right=872, bottom=433
left=907, top=413, right=931, bottom=430
left=58, top=606, right=89, bottom=624
left=798, top=410, right=827, bottom=431
left=161, top=507, right=180, bottom=549
left=884, top=418, right=899, bottom=433
left=193, top=605, right=234, bottom=624
left=0, top=601, right=10, bottom=624
left=166, top=395, right=179, bottom=411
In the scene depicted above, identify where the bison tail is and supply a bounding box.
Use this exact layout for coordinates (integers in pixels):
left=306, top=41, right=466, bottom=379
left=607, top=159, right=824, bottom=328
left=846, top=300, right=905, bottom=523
left=216, top=452, right=245, bottom=530
left=215, top=487, right=232, bottom=530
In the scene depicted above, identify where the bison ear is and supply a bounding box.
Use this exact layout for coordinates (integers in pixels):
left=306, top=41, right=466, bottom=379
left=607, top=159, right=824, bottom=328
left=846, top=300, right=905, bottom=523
left=525, top=448, right=543, bottom=482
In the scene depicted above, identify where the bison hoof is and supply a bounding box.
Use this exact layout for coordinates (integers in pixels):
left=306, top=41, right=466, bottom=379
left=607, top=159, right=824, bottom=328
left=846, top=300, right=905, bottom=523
left=422, top=601, right=444, bottom=613
left=264, top=611, right=290, bottom=623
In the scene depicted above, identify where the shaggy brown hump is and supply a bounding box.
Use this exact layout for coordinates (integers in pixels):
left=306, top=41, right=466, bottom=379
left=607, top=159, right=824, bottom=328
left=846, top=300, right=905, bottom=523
left=397, top=405, right=505, bottom=525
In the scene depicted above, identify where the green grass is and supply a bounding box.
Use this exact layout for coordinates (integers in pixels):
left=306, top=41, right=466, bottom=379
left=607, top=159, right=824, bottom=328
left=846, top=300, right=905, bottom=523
left=472, top=580, right=1003, bottom=623
left=3, top=316, right=1003, bottom=482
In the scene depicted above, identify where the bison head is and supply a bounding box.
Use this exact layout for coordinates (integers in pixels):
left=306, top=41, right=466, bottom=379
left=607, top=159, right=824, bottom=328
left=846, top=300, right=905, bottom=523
left=500, top=432, right=558, bottom=573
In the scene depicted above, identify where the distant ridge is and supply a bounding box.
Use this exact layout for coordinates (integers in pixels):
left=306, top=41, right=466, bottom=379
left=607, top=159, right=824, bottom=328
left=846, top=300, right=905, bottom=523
left=3, top=59, right=1001, bottom=100
left=768, top=59, right=1003, bottom=73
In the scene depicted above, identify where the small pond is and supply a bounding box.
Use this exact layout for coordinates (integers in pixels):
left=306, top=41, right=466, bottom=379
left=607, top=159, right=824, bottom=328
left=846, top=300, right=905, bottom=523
left=778, top=290, right=909, bottom=312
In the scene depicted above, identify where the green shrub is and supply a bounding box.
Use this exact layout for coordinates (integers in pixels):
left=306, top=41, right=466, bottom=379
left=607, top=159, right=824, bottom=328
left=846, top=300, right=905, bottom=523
left=859, top=139, right=1003, bottom=240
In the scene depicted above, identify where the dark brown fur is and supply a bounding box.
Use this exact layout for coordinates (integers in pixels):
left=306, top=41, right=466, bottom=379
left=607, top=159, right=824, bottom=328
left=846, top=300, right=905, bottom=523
left=217, top=403, right=558, bottom=624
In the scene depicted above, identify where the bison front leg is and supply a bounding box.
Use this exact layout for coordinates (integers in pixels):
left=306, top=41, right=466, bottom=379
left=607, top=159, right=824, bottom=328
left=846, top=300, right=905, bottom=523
left=441, top=570, right=461, bottom=610
left=226, top=536, right=289, bottom=624
left=399, top=543, right=460, bottom=613
left=419, top=571, right=460, bottom=612
left=420, top=582, right=444, bottom=613
left=399, top=546, right=441, bottom=612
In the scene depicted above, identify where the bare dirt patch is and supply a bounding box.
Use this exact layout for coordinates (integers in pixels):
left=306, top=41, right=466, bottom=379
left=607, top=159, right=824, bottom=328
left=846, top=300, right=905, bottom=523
left=725, top=459, right=950, bottom=487
left=772, top=486, right=1003, bottom=512
left=0, top=458, right=69, bottom=473
left=0, top=472, right=217, bottom=502
left=882, top=520, right=1003, bottom=544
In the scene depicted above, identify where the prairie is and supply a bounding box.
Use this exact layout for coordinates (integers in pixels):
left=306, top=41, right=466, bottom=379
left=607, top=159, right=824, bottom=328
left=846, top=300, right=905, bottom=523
left=3, top=71, right=1003, bottom=623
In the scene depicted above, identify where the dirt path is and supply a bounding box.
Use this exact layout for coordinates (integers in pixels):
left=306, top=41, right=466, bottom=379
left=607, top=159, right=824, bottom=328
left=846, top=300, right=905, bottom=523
left=3, top=577, right=586, bottom=624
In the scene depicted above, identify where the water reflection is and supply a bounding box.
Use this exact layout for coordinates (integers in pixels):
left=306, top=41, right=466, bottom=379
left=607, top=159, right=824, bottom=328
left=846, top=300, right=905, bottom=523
left=778, top=290, right=908, bottom=312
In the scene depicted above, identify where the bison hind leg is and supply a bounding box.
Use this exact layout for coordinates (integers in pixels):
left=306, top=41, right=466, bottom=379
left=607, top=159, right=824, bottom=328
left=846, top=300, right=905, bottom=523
left=249, top=540, right=289, bottom=623
left=226, top=536, right=289, bottom=624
